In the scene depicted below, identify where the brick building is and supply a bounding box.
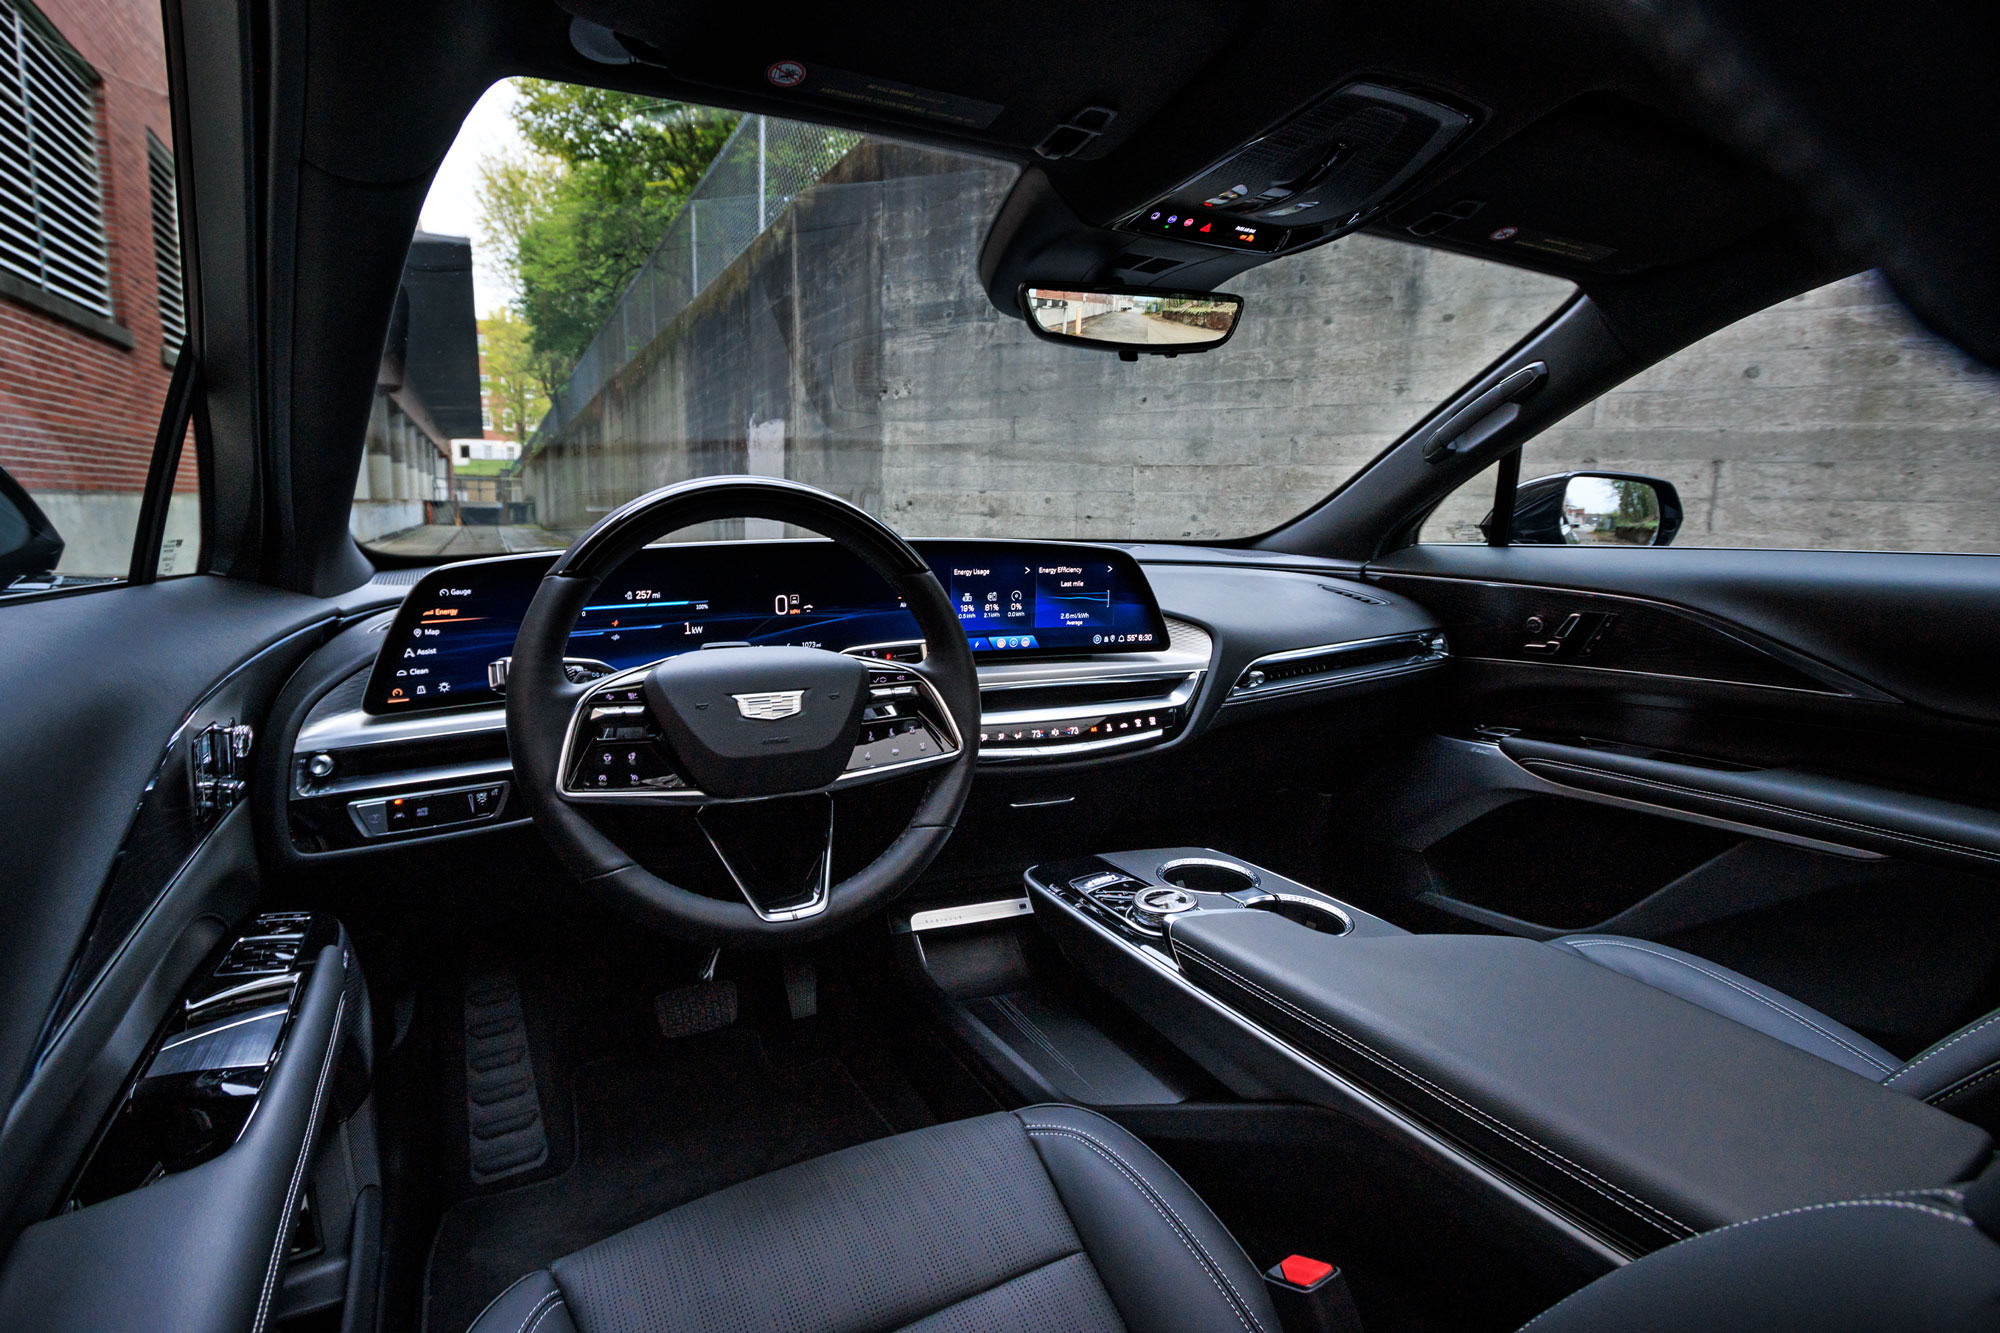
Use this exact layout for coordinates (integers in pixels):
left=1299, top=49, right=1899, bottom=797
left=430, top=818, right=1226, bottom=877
left=0, top=0, right=195, bottom=577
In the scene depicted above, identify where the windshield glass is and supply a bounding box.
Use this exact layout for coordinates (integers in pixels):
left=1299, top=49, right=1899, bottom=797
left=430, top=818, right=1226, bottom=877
left=353, top=81, right=1575, bottom=557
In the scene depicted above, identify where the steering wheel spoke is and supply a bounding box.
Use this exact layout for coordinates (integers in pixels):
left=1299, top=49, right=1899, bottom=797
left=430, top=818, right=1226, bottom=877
left=697, top=794, right=835, bottom=922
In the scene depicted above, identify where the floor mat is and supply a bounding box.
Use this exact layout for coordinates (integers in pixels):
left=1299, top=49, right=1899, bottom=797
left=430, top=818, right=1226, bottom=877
left=423, top=1027, right=910, bottom=1333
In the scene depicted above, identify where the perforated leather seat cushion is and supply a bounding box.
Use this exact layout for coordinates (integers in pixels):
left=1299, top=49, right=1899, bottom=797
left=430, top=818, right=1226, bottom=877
left=465, top=1105, right=1279, bottom=1333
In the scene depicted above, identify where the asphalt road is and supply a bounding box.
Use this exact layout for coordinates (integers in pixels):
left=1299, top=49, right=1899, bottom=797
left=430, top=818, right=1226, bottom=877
left=1078, top=309, right=1217, bottom=345
left=364, top=523, right=567, bottom=558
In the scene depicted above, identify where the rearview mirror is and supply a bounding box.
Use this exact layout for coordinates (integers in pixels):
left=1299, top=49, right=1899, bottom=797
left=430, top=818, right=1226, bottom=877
left=1020, top=285, right=1243, bottom=359
left=0, top=463, right=64, bottom=589
left=1485, top=471, right=1684, bottom=547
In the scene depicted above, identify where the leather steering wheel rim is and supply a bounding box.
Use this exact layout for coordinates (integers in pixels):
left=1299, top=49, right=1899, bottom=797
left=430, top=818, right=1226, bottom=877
left=505, top=476, right=980, bottom=944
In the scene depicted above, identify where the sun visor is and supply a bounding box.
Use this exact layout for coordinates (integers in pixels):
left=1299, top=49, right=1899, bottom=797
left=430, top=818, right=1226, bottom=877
left=552, top=0, right=1246, bottom=162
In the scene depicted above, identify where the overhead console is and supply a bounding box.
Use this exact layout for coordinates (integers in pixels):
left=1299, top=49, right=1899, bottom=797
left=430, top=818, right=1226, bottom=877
left=982, top=81, right=1479, bottom=309
left=1118, top=83, right=1473, bottom=257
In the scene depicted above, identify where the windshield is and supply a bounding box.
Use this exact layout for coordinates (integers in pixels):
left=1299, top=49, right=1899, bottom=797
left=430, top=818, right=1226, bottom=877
left=353, top=81, right=1575, bottom=557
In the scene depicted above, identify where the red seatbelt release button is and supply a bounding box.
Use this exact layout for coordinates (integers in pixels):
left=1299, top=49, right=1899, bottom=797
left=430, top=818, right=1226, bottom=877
left=1264, top=1254, right=1362, bottom=1331
left=1278, top=1254, right=1335, bottom=1288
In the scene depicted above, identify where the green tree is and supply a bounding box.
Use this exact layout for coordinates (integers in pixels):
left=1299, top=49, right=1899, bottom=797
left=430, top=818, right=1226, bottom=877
left=476, top=81, right=737, bottom=381
left=477, top=309, right=549, bottom=442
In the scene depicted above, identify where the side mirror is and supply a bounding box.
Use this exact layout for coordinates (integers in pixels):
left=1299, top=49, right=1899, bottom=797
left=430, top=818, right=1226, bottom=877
left=1019, top=285, right=1243, bottom=360
left=0, top=463, right=64, bottom=589
left=1483, top=471, right=1684, bottom=547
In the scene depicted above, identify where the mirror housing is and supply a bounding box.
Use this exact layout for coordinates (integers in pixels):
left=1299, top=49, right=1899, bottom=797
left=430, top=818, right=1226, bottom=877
left=1485, top=471, right=1684, bottom=547
left=0, top=463, right=64, bottom=589
left=1020, top=285, right=1243, bottom=359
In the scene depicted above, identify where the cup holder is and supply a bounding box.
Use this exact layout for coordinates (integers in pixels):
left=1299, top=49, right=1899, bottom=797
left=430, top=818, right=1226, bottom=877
left=1157, top=857, right=1259, bottom=894
left=1244, top=894, right=1352, bottom=935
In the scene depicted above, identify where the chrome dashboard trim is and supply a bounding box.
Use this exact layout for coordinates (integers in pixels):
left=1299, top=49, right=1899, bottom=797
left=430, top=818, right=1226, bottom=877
left=981, top=674, right=1201, bottom=726
left=297, top=704, right=506, bottom=752
left=1222, top=631, right=1448, bottom=706
left=980, top=728, right=1166, bottom=761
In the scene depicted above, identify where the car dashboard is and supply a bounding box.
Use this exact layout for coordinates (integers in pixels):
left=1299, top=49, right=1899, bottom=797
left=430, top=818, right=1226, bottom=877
left=273, top=539, right=1449, bottom=857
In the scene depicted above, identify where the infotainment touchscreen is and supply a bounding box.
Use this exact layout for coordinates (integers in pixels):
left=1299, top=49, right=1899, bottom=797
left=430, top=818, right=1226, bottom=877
left=364, top=539, right=1169, bottom=713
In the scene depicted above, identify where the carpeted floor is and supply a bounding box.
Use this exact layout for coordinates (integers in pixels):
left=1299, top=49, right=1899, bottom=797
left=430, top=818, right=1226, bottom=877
left=423, top=1026, right=927, bottom=1333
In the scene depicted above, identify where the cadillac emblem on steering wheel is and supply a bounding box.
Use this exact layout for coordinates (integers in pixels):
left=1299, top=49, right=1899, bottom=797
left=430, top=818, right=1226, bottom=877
left=733, top=690, right=806, bottom=721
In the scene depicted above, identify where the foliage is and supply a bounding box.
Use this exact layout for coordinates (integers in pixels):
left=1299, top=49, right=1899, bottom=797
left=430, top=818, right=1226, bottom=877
left=477, top=80, right=738, bottom=385
left=476, top=309, right=549, bottom=442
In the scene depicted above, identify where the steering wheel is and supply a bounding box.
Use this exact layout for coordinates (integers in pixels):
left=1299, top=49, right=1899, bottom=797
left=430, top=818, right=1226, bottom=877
left=506, top=476, right=979, bottom=944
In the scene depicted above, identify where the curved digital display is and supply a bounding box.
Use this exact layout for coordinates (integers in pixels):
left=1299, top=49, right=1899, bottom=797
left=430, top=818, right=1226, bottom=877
left=364, top=540, right=1168, bottom=713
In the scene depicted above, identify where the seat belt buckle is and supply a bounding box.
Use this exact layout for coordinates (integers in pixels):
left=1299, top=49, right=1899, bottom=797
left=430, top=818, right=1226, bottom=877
left=1263, top=1254, right=1363, bottom=1333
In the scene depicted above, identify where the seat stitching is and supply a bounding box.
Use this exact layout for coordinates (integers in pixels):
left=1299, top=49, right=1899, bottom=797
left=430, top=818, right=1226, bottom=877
left=521, top=1293, right=565, bottom=1333
left=1022, top=1125, right=1267, bottom=1333
left=1513, top=1199, right=1973, bottom=1332
left=1022, top=1121, right=1269, bottom=1333
left=1926, top=1060, right=2000, bottom=1106
left=253, top=991, right=347, bottom=1333
left=1562, top=939, right=1894, bottom=1074
left=1176, top=942, right=1694, bottom=1239
left=464, top=1274, right=538, bottom=1333
left=1525, top=760, right=2000, bottom=865
left=1887, top=1011, right=2000, bottom=1087
left=1696, top=1196, right=1973, bottom=1236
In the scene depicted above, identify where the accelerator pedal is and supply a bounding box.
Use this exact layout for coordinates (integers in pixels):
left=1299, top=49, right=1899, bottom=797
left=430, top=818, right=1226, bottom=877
left=462, top=961, right=550, bottom=1184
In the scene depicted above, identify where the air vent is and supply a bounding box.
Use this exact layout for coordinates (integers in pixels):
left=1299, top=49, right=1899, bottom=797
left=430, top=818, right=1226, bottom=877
left=981, top=673, right=1194, bottom=715
left=1319, top=581, right=1387, bottom=606
left=1228, top=632, right=1446, bottom=703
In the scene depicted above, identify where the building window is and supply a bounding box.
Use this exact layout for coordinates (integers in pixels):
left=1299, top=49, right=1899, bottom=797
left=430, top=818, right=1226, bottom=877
left=147, top=131, right=183, bottom=353
left=0, top=0, right=114, bottom=318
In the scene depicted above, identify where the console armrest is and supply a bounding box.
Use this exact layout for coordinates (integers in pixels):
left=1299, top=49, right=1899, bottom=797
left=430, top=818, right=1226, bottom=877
left=1170, top=910, right=1992, bottom=1255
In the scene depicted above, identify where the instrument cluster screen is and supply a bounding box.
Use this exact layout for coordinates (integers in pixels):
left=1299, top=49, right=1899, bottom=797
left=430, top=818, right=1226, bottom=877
left=363, top=540, right=1169, bottom=713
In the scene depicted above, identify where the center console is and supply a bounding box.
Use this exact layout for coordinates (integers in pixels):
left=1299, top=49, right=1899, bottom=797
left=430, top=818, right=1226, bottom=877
left=1027, top=848, right=1993, bottom=1264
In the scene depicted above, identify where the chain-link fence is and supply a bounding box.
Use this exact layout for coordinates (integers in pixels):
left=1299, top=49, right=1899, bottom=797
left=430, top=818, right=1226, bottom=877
left=527, top=115, right=862, bottom=450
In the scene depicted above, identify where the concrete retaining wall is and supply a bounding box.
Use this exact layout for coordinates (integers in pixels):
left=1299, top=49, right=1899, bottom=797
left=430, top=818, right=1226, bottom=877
left=525, top=142, right=2000, bottom=553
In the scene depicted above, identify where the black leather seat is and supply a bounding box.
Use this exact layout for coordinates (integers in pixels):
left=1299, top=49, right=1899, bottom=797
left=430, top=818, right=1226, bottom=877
left=465, top=1105, right=1282, bottom=1333
left=1551, top=933, right=2000, bottom=1129
left=1525, top=1167, right=2000, bottom=1332
left=466, top=1101, right=2000, bottom=1333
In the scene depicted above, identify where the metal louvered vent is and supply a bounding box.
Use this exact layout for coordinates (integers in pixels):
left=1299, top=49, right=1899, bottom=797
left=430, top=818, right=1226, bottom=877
left=147, top=132, right=184, bottom=351
left=1226, top=631, right=1448, bottom=704
left=0, top=0, right=113, bottom=317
